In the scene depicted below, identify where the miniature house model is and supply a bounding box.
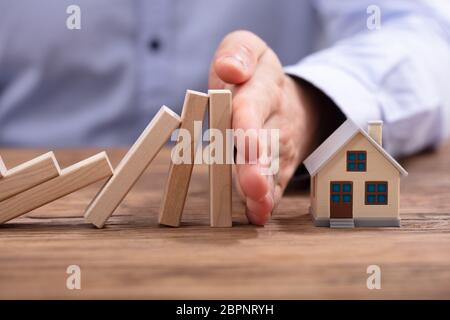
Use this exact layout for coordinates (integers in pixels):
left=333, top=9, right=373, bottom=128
left=303, top=120, right=408, bottom=228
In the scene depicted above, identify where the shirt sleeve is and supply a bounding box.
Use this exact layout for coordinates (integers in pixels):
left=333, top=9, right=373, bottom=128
left=285, top=0, right=450, bottom=157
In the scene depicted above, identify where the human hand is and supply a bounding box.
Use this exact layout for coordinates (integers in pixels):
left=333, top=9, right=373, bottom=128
left=209, top=31, right=327, bottom=225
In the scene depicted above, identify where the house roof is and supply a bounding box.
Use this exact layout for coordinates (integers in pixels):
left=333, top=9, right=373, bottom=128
left=303, top=119, right=408, bottom=177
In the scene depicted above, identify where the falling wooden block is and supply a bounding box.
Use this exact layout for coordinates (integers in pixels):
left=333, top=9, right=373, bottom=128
left=208, top=90, right=232, bottom=227
left=0, top=152, right=113, bottom=224
left=0, top=152, right=61, bottom=202
left=0, top=156, right=6, bottom=179
left=159, top=90, right=209, bottom=227
left=85, top=106, right=182, bottom=228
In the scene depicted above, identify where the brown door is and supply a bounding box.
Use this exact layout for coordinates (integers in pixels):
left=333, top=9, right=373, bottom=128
left=330, top=181, right=353, bottom=218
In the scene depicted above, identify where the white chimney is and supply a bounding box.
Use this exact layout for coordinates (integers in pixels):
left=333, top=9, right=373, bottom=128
left=368, top=120, right=383, bottom=146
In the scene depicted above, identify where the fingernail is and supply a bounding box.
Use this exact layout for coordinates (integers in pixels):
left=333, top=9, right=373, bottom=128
left=219, top=48, right=250, bottom=71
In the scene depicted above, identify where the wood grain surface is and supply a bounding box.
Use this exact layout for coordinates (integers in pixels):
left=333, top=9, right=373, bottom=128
left=0, top=152, right=113, bottom=224
left=159, top=90, right=209, bottom=227
left=0, top=151, right=60, bottom=202
left=0, top=144, right=449, bottom=299
left=85, top=107, right=181, bottom=228
left=208, top=90, right=232, bottom=227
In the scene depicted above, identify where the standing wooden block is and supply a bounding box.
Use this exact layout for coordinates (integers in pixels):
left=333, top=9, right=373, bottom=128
left=85, top=106, right=182, bottom=228
left=0, top=152, right=113, bottom=224
left=0, top=156, right=6, bottom=179
left=159, top=90, right=209, bottom=227
left=0, top=152, right=61, bottom=202
left=208, top=90, right=232, bottom=227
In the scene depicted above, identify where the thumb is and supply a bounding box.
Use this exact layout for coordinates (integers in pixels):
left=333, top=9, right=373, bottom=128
left=210, top=30, right=268, bottom=86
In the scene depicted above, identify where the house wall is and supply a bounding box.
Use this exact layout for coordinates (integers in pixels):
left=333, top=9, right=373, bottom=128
left=315, top=133, right=400, bottom=219
left=310, top=175, right=317, bottom=217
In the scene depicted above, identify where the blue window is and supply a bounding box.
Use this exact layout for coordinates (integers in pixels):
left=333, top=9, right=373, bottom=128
left=343, top=184, right=351, bottom=192
left=348, top=153, right=356, bottom=161
left=332, top=184, right=340, bottom=192
left=347, top=151, right=367, bottom=172
left=377, top=183, right=387, bottom=192
left=343, top=195, right=352, bottom=203
left=331, top=195, right=340, bottom=203
left=366, top=182, right=388, bottom=205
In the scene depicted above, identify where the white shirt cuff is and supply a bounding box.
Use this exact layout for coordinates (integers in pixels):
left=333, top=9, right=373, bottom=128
left=284, top=62, right=382, bottom=128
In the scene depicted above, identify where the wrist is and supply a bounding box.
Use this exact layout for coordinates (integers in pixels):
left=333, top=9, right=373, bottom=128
left=288, top=75, right=346, bottom=152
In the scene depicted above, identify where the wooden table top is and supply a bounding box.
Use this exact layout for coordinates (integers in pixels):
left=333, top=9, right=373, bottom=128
left=0, top=144, right=449, bottom=299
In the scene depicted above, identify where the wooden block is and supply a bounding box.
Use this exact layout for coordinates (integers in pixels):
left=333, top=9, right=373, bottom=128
left=159, top=90, right=209, bottom=227
left=0, top=152, right=113, bottom=224
left=0, top=152, right=61, bottom=202
left=208, top=90, right=232, bottom=227
left=0, top=156, right=6, bottom=179
left=85, top=106, right=182, bottom=228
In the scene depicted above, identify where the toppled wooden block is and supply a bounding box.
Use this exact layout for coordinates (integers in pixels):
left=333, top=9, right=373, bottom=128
left=85, top=106, right=182, bottom=228
left=159, top=90, right=209, bottom=227
left=0, top=156, right=6, bottom=179
left=0, top=152, right=61, bottom=202
left=0, top=152, right=113, bottom=224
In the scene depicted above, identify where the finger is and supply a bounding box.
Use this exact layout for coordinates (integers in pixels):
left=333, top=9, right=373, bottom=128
left=232, top=49, right=284, bottom=161
left=208, top=60, right=228, bottom=89
left=246, top=193, right=273, bottom=226
left=273, top=184, right=283, bottom=211
left=233, top=165, right=246, bottom=201
left=231, top=52, right=284, bottom=225
left=262, top=115, right=299, bottom=207
left=232, top=94, right=270, bottom=203
left=212, top=30, right=268, bottom=85
left=232, top=48, right=283, bottom=121
left=235, top=164, right=269, bottom=201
